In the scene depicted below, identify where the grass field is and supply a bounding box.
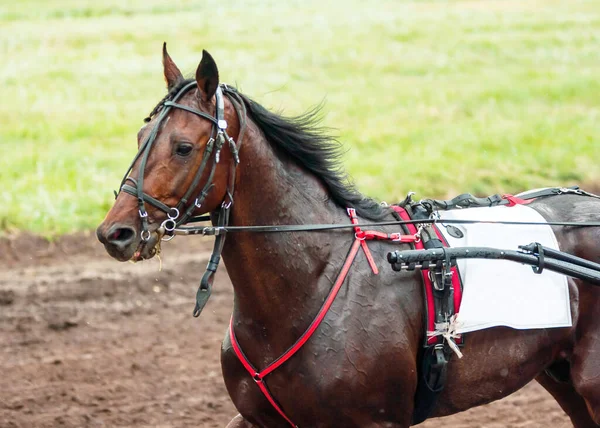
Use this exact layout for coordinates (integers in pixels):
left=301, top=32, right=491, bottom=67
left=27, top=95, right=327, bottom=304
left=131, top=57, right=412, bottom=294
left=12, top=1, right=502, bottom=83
left=1, top=0, right=600, bottom=235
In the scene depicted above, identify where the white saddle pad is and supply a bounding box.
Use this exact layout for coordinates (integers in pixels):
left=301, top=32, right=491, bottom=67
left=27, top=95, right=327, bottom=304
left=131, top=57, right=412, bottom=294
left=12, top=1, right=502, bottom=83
left=436, top=204, right=571, bottom=334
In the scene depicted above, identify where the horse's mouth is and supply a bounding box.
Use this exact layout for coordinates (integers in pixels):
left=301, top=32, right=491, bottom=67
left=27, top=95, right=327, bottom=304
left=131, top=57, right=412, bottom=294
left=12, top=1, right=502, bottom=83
left=129, top=233, right=161, bottom=262
left=101, top=230, right=161, bottom=262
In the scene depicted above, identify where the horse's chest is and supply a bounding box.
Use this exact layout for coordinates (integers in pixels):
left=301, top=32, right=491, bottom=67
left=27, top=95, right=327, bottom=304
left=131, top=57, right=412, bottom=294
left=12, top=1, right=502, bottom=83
left=222, top=326, right=417, bottom=426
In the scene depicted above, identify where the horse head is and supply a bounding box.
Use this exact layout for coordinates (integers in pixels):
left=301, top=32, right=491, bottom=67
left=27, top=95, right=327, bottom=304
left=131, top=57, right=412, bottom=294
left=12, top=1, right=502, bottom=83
left=96, top=45, right=240, bottom=262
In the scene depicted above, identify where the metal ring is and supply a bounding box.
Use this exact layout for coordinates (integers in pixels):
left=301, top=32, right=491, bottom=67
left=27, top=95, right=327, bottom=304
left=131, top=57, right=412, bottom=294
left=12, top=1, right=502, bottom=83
left=141, top=230, right=151, bottom=242
left=168, top=207, right=180, bottom=220
left=161, top=234, right=175, bottom=242
left=162, top=218, right=177, bottom=232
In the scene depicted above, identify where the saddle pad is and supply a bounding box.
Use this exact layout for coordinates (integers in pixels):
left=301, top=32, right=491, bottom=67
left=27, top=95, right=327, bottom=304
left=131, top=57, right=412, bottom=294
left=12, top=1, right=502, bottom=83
left=436, top=204, right=572, bottom=334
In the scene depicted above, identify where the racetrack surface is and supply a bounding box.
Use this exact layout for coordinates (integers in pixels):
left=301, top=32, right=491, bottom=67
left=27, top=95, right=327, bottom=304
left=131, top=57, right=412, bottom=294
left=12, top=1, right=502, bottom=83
left=0, top=234, right=572, bottom=427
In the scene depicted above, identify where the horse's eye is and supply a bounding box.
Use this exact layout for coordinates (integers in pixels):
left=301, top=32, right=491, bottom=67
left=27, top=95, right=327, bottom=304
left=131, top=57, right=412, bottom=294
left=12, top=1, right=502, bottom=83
left=175, top=143, right=193, bottom=157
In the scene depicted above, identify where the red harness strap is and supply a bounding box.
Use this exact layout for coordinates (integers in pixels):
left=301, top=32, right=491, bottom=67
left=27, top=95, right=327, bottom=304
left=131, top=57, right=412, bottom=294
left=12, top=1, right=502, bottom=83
left=502, top=194, right=533, bottom=207
left=229, top=208, right=419, bottom=427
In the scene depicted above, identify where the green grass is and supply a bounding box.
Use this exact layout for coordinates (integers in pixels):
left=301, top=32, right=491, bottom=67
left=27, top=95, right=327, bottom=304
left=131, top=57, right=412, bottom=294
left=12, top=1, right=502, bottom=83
left=1, top=0, right=600, bottom=234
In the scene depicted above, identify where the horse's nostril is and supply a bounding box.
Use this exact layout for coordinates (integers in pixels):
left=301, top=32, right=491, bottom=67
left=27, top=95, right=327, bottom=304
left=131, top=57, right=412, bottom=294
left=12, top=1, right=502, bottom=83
left=105, top=225, right=136, bottom=248
left=110, top=229, right=122, bottom=241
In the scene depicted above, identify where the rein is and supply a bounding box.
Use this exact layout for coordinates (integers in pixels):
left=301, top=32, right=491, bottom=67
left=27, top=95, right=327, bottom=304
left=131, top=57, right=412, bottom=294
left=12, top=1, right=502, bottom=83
left=165, top=217, right=600, bottom=237
left=161, top=187, right=600, bottom=237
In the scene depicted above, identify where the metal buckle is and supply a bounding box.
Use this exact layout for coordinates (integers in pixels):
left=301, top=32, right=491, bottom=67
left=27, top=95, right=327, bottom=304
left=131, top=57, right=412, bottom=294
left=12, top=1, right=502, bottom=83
left=559, top=187, right=580, bottom=195
left=414, top=225, right=425, bottom=243
left=138, top=209, right=148, bottom=218
left=222, top=200, right=232, bottom=210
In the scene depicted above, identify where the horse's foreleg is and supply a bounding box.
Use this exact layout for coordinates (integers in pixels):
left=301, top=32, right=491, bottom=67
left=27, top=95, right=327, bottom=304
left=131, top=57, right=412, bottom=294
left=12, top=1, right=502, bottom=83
left=536, top=371, right=599, bottom=427
left=226, top=414, right=259, bottom=428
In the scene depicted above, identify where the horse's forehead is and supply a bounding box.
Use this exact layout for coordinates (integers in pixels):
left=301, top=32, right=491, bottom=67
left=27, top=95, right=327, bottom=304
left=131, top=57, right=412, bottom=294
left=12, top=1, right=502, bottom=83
left=140, top=92, right=210, bottom=141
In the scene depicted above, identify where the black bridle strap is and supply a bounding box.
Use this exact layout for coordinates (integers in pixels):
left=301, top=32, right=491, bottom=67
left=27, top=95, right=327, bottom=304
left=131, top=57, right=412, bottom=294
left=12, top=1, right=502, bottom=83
left=162, top=101, right=219, bottom=125
left=194, top=207, right=229, bottom=317
left=192, top=88, right=246, bottom=316
left=175, top=138, right=217, bottom=224
left=121, top=178, right=174, bottom=214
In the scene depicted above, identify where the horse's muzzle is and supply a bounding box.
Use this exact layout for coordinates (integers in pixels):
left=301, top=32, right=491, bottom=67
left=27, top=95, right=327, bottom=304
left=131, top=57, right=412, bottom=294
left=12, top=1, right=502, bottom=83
left=97, top=222, right=142, bottom=261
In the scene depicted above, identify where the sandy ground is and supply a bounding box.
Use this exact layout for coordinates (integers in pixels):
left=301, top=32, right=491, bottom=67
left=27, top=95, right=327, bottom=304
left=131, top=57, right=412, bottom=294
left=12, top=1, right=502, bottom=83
left=0, top=233, right=572, bottom=427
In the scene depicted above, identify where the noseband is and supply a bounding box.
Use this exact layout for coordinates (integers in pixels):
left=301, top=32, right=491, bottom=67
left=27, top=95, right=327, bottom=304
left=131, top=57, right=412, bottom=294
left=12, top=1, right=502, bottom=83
left=117, top=80, right=247, bottom=316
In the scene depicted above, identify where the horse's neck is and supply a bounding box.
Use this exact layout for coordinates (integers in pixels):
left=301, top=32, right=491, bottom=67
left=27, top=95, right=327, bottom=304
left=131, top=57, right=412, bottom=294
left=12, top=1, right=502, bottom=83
left=222, top=124, right=348, bottom=348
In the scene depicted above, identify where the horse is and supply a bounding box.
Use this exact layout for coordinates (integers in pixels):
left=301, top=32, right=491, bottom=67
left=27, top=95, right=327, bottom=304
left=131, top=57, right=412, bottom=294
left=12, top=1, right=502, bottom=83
left=96, top=45, right=600, bottom=427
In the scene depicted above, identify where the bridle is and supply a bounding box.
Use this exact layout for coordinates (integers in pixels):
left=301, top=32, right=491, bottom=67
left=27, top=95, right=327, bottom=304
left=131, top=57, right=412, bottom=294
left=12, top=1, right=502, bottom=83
left=116, top=80, right=247, bottom=316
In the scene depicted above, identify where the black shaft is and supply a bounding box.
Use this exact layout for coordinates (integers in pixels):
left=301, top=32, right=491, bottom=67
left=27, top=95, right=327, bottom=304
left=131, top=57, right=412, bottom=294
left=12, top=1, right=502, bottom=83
left=519, top=243, right=600, bottom=272
left=387, top=246, right=600, bottom=286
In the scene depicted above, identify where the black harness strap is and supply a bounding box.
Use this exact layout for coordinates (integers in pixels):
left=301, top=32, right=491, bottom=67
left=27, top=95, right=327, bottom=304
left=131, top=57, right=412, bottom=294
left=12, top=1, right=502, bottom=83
left=419, top=186, right=592, bottom=213
left=192, top=87, right=246, bottom=316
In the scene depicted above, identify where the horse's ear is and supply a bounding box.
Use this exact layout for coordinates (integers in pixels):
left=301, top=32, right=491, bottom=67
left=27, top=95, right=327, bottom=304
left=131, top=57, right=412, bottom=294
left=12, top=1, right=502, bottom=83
left=195, top=50, right=219, bottom=103
left=162, top=42, right=183, bottom=90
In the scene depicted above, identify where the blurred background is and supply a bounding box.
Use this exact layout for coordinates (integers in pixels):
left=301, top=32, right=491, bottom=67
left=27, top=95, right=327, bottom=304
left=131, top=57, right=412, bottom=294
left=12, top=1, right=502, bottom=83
left=2, top=0, right=600, bottom=235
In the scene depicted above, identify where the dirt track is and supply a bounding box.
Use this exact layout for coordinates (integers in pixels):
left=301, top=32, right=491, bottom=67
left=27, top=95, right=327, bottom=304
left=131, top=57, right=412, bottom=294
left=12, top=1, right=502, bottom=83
left=0, top=233, right=572, bottom=427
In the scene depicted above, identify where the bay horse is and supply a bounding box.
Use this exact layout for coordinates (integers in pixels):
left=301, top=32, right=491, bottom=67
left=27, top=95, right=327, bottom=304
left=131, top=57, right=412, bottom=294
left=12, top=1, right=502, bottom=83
left=96, top=46, right=600, bottom=427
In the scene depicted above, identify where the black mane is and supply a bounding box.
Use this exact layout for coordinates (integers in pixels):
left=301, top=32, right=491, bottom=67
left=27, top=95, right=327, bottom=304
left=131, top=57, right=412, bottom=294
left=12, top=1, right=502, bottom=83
left=148, top=79, right=388, bottom=221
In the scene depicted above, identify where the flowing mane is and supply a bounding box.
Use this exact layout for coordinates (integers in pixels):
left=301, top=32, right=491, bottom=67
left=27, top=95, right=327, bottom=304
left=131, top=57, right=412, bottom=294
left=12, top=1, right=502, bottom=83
left=147, top=78, right=388, bottom=221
